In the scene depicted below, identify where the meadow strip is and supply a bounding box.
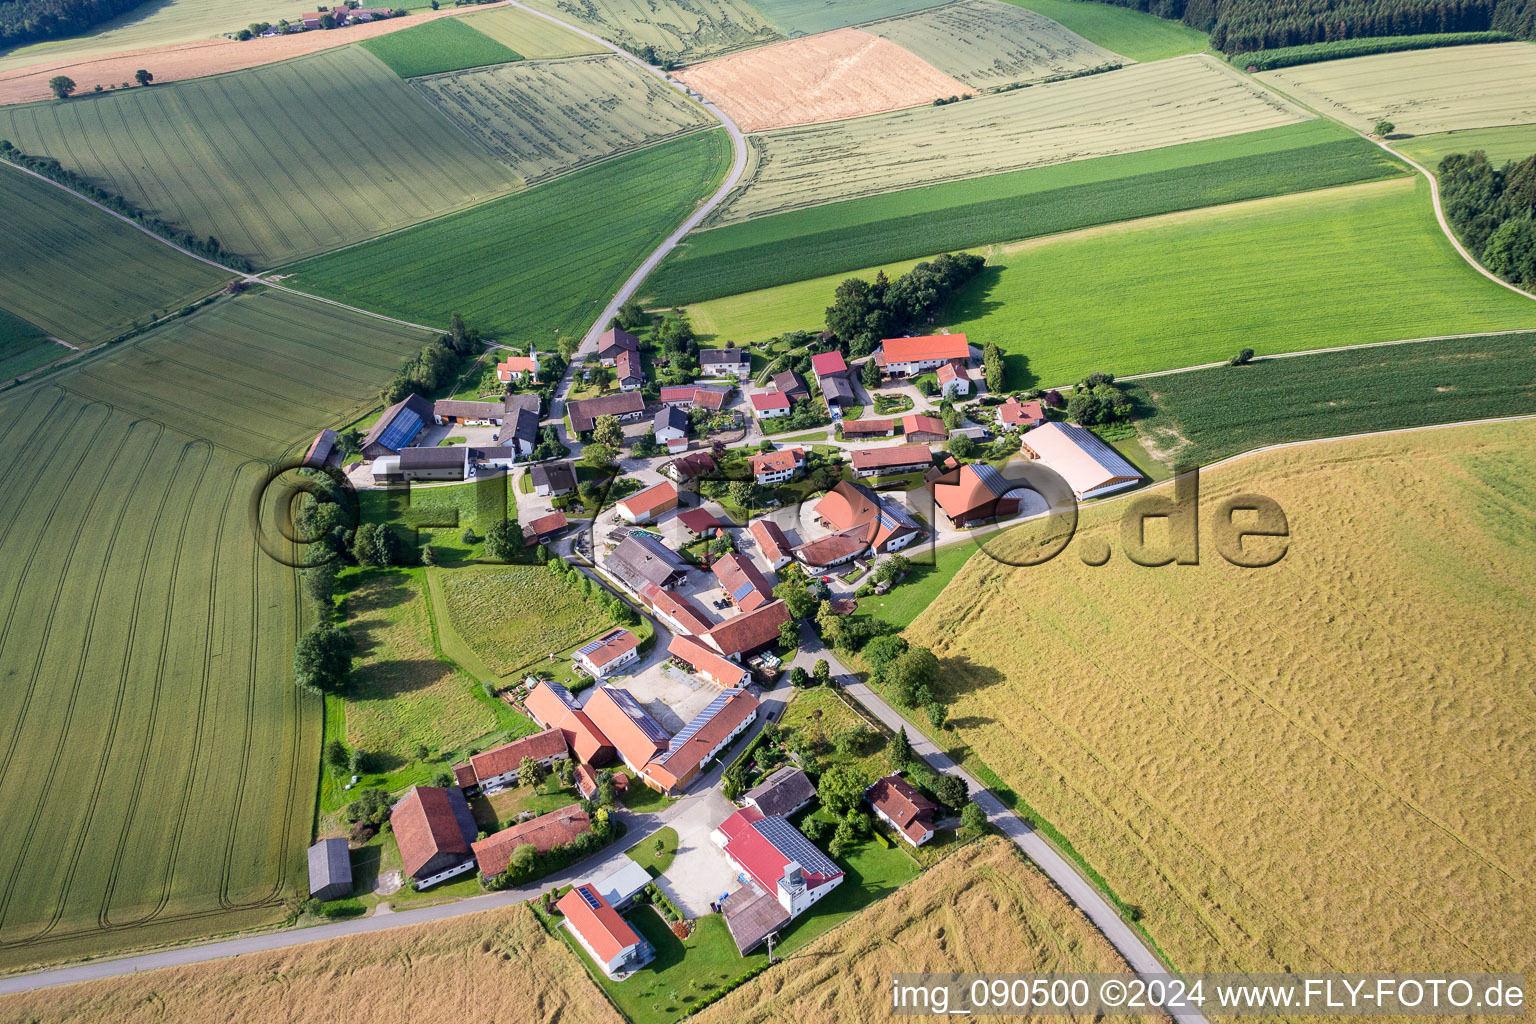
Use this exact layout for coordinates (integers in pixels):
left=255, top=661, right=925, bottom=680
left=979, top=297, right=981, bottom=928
left=1000, top=0, right=1208, bottom=62
left=360, top=15, right=523, bottom=77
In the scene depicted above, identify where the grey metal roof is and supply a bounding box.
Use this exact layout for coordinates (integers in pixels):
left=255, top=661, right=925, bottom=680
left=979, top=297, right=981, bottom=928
left=720, top=882, right=790, bottom=954
left=604, top=533, right=688, bottom=590
left=654, top=406, right=688, bottom=432
left=399, top=446, right=467, bottom=469
left=307, top=837, right=352, bottom=896
left=743, top=766, right=816, bottom=818
left=701, top=347, right=749, bottom=365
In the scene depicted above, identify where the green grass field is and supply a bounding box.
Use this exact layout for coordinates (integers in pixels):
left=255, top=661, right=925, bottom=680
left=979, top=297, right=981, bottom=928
left=1003, top=0, right=1209, bottom=62
left=0, top=163, right=227, bottom=350
left=461, top=5, right=604, bottom=56
left=744, top=0, right=950, bottom=35
left=435, top=565, right=614, bottom=677
left=287, top=130, right=730, bottom=344
left=413, top=54, right=713, bottom=184
left=0, top=46, right=520, bottom=267
left=361, top=15, right=523, bottom=76
left=1127, top=332, right=1536, bottom=467
left=705, top=55, right=1306, bottom=226
left=0, top=0, right=295, bottom=72
left=649, top=120, right=1402, bottom=305
left=1394, top=124, right=1536, bottom=169
left=0, top=307, right=57, bottom=381
left=521, top=0, right=778, bottom=60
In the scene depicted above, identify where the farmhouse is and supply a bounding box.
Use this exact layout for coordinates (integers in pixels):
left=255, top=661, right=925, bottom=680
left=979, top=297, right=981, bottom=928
left=301, top=429, right=342, bottom=469
left=875, top=333, right=973, bottom=378
left=583, top=686, right=670, bottom=780
left=850, top=443, right=933, bottom=479
left=605, top=532, right=689, bottom=591
left=798, top=480, right=921, bottom=565
left=567, top=392, right=645, bottom=435
left=771, top=370, right=809, bottom=402
left=558, top=884, right=654, bottom=979
left=711, top=551, right=773, bottom=612
left=700, top=344, right=751, bottom=377
left=472, top=805, right=591, bottom=877
left=1022, top=421, right=1142, bottom=499
left=811, top=350, right=848, bottom=382
left=307, top=838, right=352, bottom=902
left=866, top=775, right=937, bottom=846
left=748, top=446, right=805, bottom=484
left=593, top=859, right=652, bottom=910
left=523, top=510, right=570, bottom=547
left=524, top=680, right=614, bottom=765
left=400, top=446, right=469, bottom=482
left=749, top=518, right=793, bottom=570
left=596, top=328, right=639, bottom=366
left=575, top=628, right=642, bottom=678
left=702, top=599, right=790, bottom=660
left=660, top=384, right=728, bottom=410
left=668, top=634, right=750, bottom=689
left=432, top=392, right=540, bottom=429
left=469, top=727, right=568, bottom=793
left=530, top=459, right=577, bottom=496
left=641, top=582, right=714, bottom=635
left=361, top=393, right=431, bottom=458
left=998, top=397, right=1045, bottom=429
left=901, top=414, right=949, bottom=444
left=713, top=806, right=844, bottom=953
left=743, top=765, right=815, bottom=819
left=936, top=361, right=971, bottom=396
left=662, top=450, right=717, bottom=484
left=615, top=348, right=644, bottom=391
left=496, top=352, right=539, bottom=384
left=840, top=417, right=895, bottom=440
left=644, top=688, right=759, bottom=794
left=749, top=391, right=791, bottom=420
left=616, top=480, right=679, bottom=524
left=928, top=462, right=1023, bottom=528
left=653, top=406, right=689, bottom=444
left=390, top=785, right=479, bottom=889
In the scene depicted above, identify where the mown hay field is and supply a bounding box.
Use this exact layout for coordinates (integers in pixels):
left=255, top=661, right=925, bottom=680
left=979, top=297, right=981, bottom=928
left=674, top=28, right=968, bottom=132
left=744, top=0, right=950, bottom=36
left=361, top=15, right=524, bottom=77
left=697, top=838, right=1137, bottom=1023
left=1256, top=41, right=1536, bottom=135
left=706, top=55, right=1309, bottom=225
left=865, top=0, right=1122, bottom=91
left=415, top=54, right=713, bottom=183
left=438, top=565, right=614, bottom=676
left=1127, top=332, right=1536, bottom=467
left=0, top=46, right=520, bottom=267
left=0, top=0, right=294, bottom=73
left=0, top=287, right=434, bottom=971
left=287, top=130, right=730, bottom=343
left=462, top=4, right=604, bottom=56
left=0, top=163, right=227, bottom=350
left=651, top=119, right=1401, bottom=305
left=1394, top=123, right=1536, bottom=169
left=906, top=420, right=1536, bottom=981
left=0, top=904, right=622, bottom=1024
left=522, top=0, right=779, bottom=61
left=1002, top=0, right=1207, bottom=62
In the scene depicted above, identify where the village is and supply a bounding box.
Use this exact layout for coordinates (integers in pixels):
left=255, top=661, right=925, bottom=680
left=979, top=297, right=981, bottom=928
left=298, top=322, right=1147, bottom=999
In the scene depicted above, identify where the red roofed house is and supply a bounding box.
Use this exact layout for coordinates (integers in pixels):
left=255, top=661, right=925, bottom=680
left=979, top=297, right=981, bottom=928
left=674, top=506, right=721, bottom=539
left=711, top=551, right=773, bottom=612
left=497, top=353, right=539, bottom=383
left=798, top=480, right=922, bottom=566
left=472, top=804, right=590, bottom=877
left=595, top=328, right=639, bottom=366
left=876, top=333, right=972, bottom=378
left=390, top=786, right=479, bottom=889
left=749, top=518, right=793, bottom=571
left=558, top=884, right=653, bottom=978
left=712, top=805, right=844, bottom=918
left=749, top=391, right=791, bottom=420
left=865, top=775, right=937, bottom=846
left=694, top=386, right=729, bottom=412
left=997, top=397, right=1046, bottom=429
left=523, top=680, right=614, bottom=765
left=614, top=348, right=644, bottom=391
left=850, top=443, right=933, bottom=479
left=575, top=628, right=641, bottom=679
left=928, top=462, right=1023, bottom=528
left=901, top=414, right=949, bottom=444
left=668, top=634, right=750, bottom=689
left=936, top=361, right=970, bottom=396
left=811, top=350, right=848, bottom=380
left=660, top=385, right=699, bottom=406
left=748, top=446, right=805, bottom=484
left=840, top=417, right=895, bottom=440
left=469, top=727, right=567, bottom=792
left=644, top=688, right=759, bottom=793
left=616, top=480, right=679, bottom=524
left=523, top=510, right=570, bottom=546
left=662, top=450, right=717, bottom=484
left=582, top=685, right=671, bottom=780
left=640, top=582, right=714, bottom=635
left=702, top=599, right=791, bottom=660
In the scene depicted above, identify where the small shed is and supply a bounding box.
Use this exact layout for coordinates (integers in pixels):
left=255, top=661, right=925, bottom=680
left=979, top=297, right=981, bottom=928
left=307, top=837, right=353, bottom=902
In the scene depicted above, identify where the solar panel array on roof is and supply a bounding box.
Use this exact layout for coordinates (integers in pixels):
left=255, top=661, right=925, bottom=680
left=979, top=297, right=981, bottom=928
left=544, top=680, right=581, bottom=711
left=665, top=689, right=741, bottom=755
left=575, top=635, right=610, bottom=659
left=972, top=463, right=1011, bottom=498
left=601, top=687, right=671, bottom=745
left=732, top=581, right=756, bottom=602
left=753, top=816, right=841, bottom=878
left=578, top=885, right=603, bottom=909
left=375, top=408, right=423, bottom=452
left=877, top=497, right=917, bottom=531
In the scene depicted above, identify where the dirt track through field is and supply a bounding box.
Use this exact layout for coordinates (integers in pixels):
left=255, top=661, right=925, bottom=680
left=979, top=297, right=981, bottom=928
left=674, top=27, right=971, bottom=131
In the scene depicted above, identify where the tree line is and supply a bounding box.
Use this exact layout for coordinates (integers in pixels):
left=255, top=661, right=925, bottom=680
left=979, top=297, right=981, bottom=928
left=1441, top=150, right=1536, bottom=288
left=824, top=252, right=987, bottom=357
left=0, top=0, right=148, bottom=49
left=1082, top=0, right=1535, bottom=53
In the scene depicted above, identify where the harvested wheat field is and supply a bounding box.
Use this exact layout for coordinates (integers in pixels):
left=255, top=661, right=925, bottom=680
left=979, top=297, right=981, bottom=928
left=0, top=904, right=621, bottom=1024
left=696, top=838, right=1139, bottom=1023
left=907, top=420, right=1536, bottom=981
left=675, top=27, right=971, bottom=132
left=0, top=6, right=478, bottom=105
left=1257, top=41, right=1536, bottom=136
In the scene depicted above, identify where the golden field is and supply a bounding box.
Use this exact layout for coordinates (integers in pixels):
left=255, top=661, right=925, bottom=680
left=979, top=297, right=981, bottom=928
left=0, top=905, right=621, bottom=1024
left=907, top=420, right=1536, bottom=978
left=695, top=837, right=1136, bottom=1023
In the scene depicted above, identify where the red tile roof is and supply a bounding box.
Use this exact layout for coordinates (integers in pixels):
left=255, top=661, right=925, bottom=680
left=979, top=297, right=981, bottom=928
left=498, top=355, right=537, bottom=377
left=660, top=385, right=698, bottom=404
left=676, top=507, right=722, bottom=535
left=665, top=451, right=718, bottom=481
left=703, top=599, right=790, bottom=658
left=716, top=806, right=842, bottom=893
left=469, top=727, right=567, bottom=782
left=524, top=510, right=570, bottom=543
left=579, top=628, right=640, bottom=670
left=474, top=805, right=591, bottom=876
left=749, top=519, right=791, bottom=564
left=902, top=414, right=947, bottom=438
left=695, top=387, right=729, bottom=411
left=583, top=686, right=669, bottom=771
left=880, top=333, right=970, bottom=363
left=558, top=884, right=641, bottom=965
left=640, top=583, right=714, bottom=635
left=840, top=417, right=894, bottom=436
left=452, top=762, right=477, bottom=789
left=748, top=447, right=804, bottom=475
left=811, top=351, right=848, bottom=377
left=749, top=391, right=791, bottom=412
left=646, top=689, right=759, bottom=790
left=850, top=443, right=933, bottom=472
left=711, top=551, right=773, bottom=611
left=813, top=480, right=921, bottom=553
left=390, top=786, right=474, bottom=879
left=575, top=762, right=599, bottom=799
left=618, top=480, right=678, bottom=520
left=998, top=398, right=1045, bottom=427
left=668, top=634, right=750, bottom=688
left=523, top=681, right=613, bottom=764
left=866, top=775, right=936, bottom=844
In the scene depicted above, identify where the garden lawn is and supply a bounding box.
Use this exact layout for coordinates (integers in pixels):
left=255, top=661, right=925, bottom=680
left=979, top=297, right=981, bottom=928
left=361, top=15, right=522, bottom=76
left=850, top=540, right=982, bottom=632
left=435, top=564, right=614, bottom=676
left=473, top=776, right=583, bottom=832
left=1003, top=0, right=1208, bottom=61
left=626, top=827, right=678, bottom=875
left=778, top=688, right=893, bottom=781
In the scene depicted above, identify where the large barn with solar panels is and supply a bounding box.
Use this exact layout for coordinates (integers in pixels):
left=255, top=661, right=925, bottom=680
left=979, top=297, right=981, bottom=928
left=360, top=393, right=431, bottom=459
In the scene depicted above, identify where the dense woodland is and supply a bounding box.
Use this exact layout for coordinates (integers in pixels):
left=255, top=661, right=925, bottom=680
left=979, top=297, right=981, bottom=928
left=1087, top=0, right=1536, bottom=52
left=1441, top=150, right=1536, bottom=287
left=0, top=0, right=147, bottom=48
